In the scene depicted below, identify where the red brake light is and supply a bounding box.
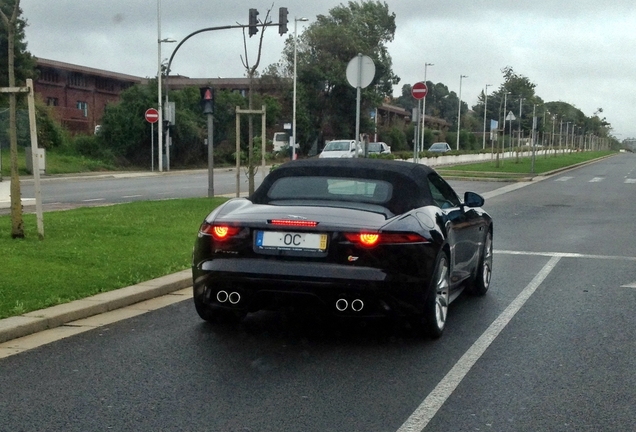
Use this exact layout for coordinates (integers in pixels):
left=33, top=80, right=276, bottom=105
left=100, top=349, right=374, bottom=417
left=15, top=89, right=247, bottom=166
left=359, top=233, right=380, bottom=246
left=344, top=232, right=428, bottom=247
left=269, top=219, right=318, bottom=227
left=200, top=223, right=241, bottom=240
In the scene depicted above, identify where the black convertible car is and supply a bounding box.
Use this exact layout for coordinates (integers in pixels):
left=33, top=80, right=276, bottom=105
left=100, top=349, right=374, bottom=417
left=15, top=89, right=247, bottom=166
left=192, top=158, right=493, bottom=338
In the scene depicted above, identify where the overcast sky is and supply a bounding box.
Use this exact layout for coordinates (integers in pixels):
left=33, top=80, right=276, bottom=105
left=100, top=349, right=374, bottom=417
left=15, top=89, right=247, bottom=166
left=20, top=0, right=636, bottom=139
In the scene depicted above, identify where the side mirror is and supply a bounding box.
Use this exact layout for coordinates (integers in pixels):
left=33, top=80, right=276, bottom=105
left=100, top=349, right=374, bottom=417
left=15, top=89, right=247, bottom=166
left=464, top=191, right=485, bottom=208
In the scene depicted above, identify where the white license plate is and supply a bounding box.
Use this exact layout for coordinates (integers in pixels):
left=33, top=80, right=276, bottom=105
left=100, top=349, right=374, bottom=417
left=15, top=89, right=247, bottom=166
left=255, top=231, right=327, bottom=252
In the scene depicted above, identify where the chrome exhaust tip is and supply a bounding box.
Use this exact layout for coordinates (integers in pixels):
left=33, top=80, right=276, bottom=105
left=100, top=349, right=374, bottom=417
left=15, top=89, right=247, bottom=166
left=335, top=298, right=348, bottom=312
left=351, top=299, right=364, bottom=312
left=228, top=291, right=241, bottom=305
left=216, top=290, right=229, bottom=303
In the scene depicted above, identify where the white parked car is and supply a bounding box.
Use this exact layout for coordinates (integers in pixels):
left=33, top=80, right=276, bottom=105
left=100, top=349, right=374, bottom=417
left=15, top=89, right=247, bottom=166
left=367, top=142, right=391, bottom=155
left=319, top=140, right=361, bottom=158
left=428, top=142, right=452, bottom=153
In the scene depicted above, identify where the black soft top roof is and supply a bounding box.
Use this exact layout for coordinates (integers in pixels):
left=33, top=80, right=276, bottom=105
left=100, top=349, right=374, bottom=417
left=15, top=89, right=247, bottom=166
left=250, top=158, right=436, bottom=214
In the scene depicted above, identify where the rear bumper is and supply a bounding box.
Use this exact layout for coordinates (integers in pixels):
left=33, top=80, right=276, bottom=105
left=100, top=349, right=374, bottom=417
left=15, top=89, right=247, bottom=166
left=193, top=258, right=428, bottom=318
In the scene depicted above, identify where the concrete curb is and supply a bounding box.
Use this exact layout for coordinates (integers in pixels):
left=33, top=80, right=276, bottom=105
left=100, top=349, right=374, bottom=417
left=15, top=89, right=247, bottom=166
left=0, top=269, right=191, bottom=344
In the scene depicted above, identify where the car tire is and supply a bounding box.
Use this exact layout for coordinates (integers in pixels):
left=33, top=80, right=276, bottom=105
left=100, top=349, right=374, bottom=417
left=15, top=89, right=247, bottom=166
left=469, top=229, right=493, bottom=296
left=416, top=252, right=450, bottom=339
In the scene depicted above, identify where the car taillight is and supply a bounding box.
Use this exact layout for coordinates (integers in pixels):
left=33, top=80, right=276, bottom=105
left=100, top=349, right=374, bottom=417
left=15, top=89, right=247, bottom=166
left=344, top=232, right=428, bottom=247
left=269, top=219, right=318, bottom=227
left=200, top=223, right=241, bottom=241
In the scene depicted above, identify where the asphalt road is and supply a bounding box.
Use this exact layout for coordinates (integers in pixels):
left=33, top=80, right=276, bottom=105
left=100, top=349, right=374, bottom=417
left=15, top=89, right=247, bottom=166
left=1, top=154, right=635, bottom=431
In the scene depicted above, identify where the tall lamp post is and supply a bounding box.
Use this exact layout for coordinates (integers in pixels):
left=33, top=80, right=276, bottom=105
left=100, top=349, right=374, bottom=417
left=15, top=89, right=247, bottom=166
left=517, top=97, right=525, bottom=150
left=419, top=63, right=433, bottom=155
left=482, top=84, right=492, bottom=150
left=292, top=17, right=308, bottom=161
left=456, top=75, right=468, bottom=151
left=156, top=0, right=176, bottom=172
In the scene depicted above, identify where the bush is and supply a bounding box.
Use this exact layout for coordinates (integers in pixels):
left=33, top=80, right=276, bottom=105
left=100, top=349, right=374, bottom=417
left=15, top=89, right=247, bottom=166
left=73, top=134, right=115, bottom=164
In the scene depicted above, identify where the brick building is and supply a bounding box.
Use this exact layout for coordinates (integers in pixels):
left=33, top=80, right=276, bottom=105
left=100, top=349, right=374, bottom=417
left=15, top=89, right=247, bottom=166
left=34, top=58, right=146, bottom=134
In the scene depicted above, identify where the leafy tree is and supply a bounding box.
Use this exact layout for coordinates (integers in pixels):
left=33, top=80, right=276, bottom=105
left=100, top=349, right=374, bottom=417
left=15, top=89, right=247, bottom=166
left=275, top=1, right=399, bottom=148
left=0, top=0, right=35, bottom=92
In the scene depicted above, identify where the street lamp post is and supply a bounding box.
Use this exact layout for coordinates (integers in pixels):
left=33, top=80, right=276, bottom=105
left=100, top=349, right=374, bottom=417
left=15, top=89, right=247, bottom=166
left=517, top=97, right=525, bottom=160
left=419, top=63, right=433, bottom=156
left=292, top=17, right=308, bottom=161
left=156, top=0, right=176, bottom=172
left=456, top=74, right=468, bottom=151
left=482, top=84, right=492, bottom=150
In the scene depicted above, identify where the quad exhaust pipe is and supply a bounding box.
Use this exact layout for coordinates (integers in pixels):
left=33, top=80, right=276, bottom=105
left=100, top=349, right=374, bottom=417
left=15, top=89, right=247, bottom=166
left=216, top=290, right=241, bottom=305
left=335, top=298, right=364, bottom=312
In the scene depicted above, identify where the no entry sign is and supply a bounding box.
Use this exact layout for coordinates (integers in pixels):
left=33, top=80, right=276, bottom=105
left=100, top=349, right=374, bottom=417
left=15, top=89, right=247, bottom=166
left=145, top=108, right=159, bottom=123
left=411, top=82, right=428, bottom=100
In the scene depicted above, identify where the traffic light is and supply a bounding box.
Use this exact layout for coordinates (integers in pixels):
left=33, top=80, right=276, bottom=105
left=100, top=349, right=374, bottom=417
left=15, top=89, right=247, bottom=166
left=200, top=87, right=214, bottom=114
left=278, top=7, right=288, bottom=35
left=249, top=8, right=259, bottom=37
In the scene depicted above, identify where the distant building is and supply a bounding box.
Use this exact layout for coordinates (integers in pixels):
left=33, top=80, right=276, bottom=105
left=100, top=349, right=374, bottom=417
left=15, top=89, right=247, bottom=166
left=34, top=58, right=146, bottom=135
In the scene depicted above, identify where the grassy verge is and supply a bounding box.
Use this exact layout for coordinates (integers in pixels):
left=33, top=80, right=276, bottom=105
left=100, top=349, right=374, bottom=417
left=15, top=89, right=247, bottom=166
left=0, top=198, right=226, bottom=319
left=1, top=147, right=118, bottom=177
left=436, top=150, right=615, bottom=178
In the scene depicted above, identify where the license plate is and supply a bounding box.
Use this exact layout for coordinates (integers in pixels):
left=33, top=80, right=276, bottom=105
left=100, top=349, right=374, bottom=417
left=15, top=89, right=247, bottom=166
left=255, top=231, right=327, bottom=252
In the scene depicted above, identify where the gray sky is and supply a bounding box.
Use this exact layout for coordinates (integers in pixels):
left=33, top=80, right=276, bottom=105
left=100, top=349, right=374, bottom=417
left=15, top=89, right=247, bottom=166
left=20, top=1, right=636, bottom=139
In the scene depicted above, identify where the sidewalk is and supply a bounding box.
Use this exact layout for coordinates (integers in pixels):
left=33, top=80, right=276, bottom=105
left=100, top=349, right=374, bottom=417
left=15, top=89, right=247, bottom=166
left=0, top=269, right=192, bottom=345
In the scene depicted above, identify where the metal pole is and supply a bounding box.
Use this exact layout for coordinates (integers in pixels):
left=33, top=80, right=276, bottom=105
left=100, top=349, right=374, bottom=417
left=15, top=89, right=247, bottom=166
left=420, top=63, right=433, bottom=156
left=207, top=111, right=214, bottom=197
left=482, top=84, right=491, bottom=150
left=354, top=53, right=362, bottom=159
left=157, top=0, right=163, bottom=172
left=456, top=75, right=467, bottom=151
left=292, top=18, right=308, bottom=161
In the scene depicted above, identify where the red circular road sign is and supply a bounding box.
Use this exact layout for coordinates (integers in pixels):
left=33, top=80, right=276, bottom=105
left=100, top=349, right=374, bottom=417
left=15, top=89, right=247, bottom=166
left=145, top=108, right=159, bottom=124
left=411, top=81, right=428, bottom=100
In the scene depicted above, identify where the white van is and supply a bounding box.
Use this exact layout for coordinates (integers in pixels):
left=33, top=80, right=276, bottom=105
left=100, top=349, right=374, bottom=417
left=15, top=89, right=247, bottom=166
left=272, top=132, right=289, bottom=152
left=318, top=140, right=361, bottom=158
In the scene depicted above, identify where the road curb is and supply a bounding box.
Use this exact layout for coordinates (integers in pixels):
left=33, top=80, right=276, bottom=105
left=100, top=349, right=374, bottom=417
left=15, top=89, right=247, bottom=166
left=0, top=269, right=192, bottom=344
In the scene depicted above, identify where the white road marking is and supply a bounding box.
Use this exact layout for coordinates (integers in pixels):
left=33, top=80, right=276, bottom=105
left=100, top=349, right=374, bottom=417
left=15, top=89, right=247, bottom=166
left=397, top=256, right=562, bottom=432
left=625, top=179, right=636, bottom=184
left=589, top=177, right=604, bottom=182
left=555, top=176, right=573, bottom=182
left=621, top=282, right=636, bottom=288
left=81, top=198, right=105, bottom=202
left=122, top=195, right=143, bottom=198
left=495, top=250, right=636, bottom=262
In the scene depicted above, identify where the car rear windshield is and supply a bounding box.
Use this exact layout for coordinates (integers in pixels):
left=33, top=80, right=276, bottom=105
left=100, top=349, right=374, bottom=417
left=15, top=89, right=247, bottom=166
left=267, top=176, right=393, bottom=204
left=323, top=141, right=351, bottom=151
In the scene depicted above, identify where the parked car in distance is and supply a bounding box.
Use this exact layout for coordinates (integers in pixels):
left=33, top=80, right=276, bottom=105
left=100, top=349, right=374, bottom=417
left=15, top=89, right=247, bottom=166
left=272, top=132, right=299, bottom=152
left=428, top=142, right=452, bottom=153
left=367, top=142, right=391, bottom=155
left=191, top=158, right=493, bottom=339
left=319, top=140, right=361, bottom=158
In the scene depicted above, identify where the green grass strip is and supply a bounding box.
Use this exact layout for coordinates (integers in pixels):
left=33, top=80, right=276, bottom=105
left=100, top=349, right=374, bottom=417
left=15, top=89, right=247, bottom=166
left=0, top=198, right=226, bottom=319
left=436, top=150, right=614, bottom=176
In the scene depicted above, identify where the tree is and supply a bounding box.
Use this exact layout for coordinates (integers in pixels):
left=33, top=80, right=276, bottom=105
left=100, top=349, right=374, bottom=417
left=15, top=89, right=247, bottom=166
left=0, top=0, right=35, bottom=90
left=276, top=1, right=399, bottom=147
left=1, top=0, right=29, bottom=238
left=241, top=7, right=272, bottom=195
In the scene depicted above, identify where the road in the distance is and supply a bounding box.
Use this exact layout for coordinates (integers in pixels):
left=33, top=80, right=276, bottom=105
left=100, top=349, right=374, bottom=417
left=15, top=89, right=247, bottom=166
left=14, top=166, right=505, bottom=212
left=2, top=154, right=634, bottom=431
